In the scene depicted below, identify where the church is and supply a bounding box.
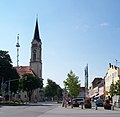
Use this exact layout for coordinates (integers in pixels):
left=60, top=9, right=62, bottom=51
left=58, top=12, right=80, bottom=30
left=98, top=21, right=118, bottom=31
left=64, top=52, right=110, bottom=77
left=14, top=18, right=43, bottom=102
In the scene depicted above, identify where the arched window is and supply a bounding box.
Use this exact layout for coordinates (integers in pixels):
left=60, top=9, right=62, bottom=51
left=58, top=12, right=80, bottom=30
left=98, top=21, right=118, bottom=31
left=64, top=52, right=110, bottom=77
left=33, top=53, right=36, bottom=61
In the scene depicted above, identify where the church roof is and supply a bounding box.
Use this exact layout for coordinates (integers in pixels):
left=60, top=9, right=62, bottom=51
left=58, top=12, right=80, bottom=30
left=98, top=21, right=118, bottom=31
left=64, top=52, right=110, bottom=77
left=14, top=66, right=35, bottom=78
left=33, top=18, right=41, bottom=42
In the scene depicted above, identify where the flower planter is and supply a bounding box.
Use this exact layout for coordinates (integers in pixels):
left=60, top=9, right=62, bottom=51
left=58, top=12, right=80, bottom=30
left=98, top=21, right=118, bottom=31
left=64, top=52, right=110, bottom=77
left=84, top=99, right=92, bottom=109
left=104, top=105, right=111, bottom=110
left=84, top=104, right=91, bottom=108
left=73, top=103, right=79, bottom=107
left=104, top=99, right=111, bottom=110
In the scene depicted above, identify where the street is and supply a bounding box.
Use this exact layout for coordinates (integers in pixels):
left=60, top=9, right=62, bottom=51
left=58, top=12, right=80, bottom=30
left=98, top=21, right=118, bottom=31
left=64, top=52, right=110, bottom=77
left=0, top=102, right=58, bottom=117
left=0, top=102, right=120, bottom=117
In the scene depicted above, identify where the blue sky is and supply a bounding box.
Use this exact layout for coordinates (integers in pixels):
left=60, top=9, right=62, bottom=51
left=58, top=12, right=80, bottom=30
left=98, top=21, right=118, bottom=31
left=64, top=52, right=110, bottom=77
left=0, top=0, right=120, bottom=88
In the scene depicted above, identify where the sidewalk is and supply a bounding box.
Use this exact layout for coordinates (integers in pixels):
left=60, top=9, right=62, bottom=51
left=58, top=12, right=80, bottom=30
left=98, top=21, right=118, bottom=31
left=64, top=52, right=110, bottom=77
left=59, top=104, right=120, bottom=112
left=29, top=102, right=120, bottom=111
left=114, top=107, right=120, bottom=111
left=37, top=105, right=120, bottom=117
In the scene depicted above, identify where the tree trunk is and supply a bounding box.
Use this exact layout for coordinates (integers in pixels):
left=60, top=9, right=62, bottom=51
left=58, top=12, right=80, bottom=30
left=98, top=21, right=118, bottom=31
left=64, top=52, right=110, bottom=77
left=27, top=92, right=31, bottom=102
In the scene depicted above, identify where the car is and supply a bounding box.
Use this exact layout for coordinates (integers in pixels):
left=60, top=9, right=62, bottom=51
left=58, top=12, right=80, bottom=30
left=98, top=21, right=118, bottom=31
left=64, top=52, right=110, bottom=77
left=94, top=99, right=103, bottom=106
left=73, top=98, right=84, bottom=105
left=57, top=98, right=63, bottom=103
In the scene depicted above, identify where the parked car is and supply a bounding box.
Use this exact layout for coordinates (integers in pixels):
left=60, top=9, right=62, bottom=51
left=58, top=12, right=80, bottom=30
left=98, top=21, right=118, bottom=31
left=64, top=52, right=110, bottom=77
left=75, top=98, right=84, bottom=105
left=94, top=99, right=103, bottom=106
left=72, top=98, right=84, bottom=106
left=57, top=98, right=63, bottom=103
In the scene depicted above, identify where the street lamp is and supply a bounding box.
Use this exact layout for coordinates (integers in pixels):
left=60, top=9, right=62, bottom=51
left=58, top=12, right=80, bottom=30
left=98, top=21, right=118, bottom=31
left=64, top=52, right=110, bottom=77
left=24, top=75, right=29, bottom=102
left=1, top=77, right=7, bottom=98
left=8, top=79, right=19, bottom=101
left=1, top=79, right=19, bottom=101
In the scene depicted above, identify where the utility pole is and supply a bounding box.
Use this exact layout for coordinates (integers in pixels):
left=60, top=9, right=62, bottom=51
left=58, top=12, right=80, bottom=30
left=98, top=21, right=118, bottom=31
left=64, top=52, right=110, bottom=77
left=85, top=64, right=88, bottom=98
left=8, top=80, right=10, bottom=101
left=16, top=34, right=20, bottom=67
left=1, top=77, right=4, bottom=97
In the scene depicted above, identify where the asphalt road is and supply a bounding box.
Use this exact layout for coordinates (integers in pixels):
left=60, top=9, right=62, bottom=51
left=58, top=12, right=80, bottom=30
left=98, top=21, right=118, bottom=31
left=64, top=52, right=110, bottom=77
left=0, top=102, right=120, bottom=117
left=0, top=102, right=58, bottom=117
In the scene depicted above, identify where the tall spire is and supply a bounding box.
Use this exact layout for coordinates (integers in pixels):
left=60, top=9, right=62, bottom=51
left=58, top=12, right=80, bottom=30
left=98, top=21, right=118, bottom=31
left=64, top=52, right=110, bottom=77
left=33, top=17, right=41, bottom=41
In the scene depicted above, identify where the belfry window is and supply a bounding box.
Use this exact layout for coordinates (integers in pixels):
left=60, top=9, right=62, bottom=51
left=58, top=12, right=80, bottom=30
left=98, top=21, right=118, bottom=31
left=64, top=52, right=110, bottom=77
left=33, top=49, right=37, bottom=61
left=33, top=53, right=36, bottom=61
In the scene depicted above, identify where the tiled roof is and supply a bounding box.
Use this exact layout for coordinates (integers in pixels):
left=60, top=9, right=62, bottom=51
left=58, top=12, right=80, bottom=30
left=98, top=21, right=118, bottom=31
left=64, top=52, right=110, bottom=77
left=14, top=66, right=35, bottom=78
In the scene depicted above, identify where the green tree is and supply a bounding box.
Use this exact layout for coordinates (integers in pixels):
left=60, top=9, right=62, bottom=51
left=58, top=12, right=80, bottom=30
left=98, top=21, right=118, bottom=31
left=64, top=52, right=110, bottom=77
left=109, top=82, right=116, bottom=98
left=56, top=85, right=63, bottom=98
left=115, top=79, right=120, bottom=96
left=19, top=73, right=43, bottom=102
left=44, top=79, right=63, bottom=100
left=63, top=70, right=80, bottom=97
left=0, top=50, right=19, bottom=94
left=109, top=79, right=120, bottom=104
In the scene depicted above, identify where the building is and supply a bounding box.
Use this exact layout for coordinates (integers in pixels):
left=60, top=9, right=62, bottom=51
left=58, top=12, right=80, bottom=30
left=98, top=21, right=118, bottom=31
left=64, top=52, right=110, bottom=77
left=89, top=77, right=104, bottom=100
left=104, top=63, right=120, bottom=105
left=30, top=18, right=42, bottom=78
left=78, top=87, right=85, bottom=99
left=13, top=18, right=43, bottom=102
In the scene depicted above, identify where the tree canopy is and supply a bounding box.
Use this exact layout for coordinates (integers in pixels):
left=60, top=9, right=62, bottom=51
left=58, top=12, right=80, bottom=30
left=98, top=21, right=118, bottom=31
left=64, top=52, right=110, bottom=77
left=0, top=50, right=12, bottom=81
left=19, top=73, right=43, bottom=101
left=109, top=79, right=120, bottom=97
left=63, top=70, right=80, bottom=98
left=109, top=82, right=116, bottom=97
left=0, top=50, right=19, bottom=94
left=115, top=79, right=120, bottom=95
left=44, top=79, right=63, bottom=100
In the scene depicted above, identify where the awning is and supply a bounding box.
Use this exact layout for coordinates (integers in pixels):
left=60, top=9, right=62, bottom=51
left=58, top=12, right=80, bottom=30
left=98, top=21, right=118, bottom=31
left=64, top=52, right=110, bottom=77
left=90, top=93, right=99, bottom=98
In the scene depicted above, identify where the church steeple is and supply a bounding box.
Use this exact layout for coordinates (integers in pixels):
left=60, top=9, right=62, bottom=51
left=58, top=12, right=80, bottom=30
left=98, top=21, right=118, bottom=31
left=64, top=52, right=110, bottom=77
left=30, top=17, right=42, bottom=78
left=33, top=18, right=41, bottom=42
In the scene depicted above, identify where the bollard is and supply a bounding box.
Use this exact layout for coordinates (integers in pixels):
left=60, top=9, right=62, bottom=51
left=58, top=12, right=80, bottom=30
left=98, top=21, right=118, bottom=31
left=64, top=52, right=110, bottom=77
left=71, top=104, right=73, bottom=108
left=111, top=105, right=114, bottom=110
left=81, top=104, right=83, bottom=109
left=95, top=105, right=97, bottom=110
left=65, top=103, right=67, bottom=108
left=62, top=102, right=64, bottom=107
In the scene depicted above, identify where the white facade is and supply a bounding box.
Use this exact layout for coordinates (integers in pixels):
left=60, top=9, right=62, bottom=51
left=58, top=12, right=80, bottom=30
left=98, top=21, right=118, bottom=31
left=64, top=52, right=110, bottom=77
left=105, top=63, right=120, bottom=97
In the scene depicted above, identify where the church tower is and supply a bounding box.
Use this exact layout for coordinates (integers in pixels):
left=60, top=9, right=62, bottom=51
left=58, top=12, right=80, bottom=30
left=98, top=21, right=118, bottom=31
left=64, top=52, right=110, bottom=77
left=30, top=18, right=42, bottom=78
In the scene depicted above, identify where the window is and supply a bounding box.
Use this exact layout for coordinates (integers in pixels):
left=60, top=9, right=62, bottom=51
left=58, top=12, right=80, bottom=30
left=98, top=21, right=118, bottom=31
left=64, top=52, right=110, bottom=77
left=18, top=95, right=21, bottom=98
left=109, top=75, right=111, bottom=80
left=112, top=73, right=114, bottom=79
left=33, top=53, right=36, bottom=61
left=114, top=72, right=117, bottom=77
left=13, top=94, right=15, bottom=97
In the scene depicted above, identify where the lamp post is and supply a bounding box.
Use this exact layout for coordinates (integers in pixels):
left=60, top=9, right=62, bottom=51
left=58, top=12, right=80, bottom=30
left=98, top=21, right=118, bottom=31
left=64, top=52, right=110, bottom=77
left=1, top=77, right=7, bottom=98
left=8, top=80, right=10, bottom=101
left=1, top=79, right=19, bottom=101
left=8, top=79, right=19, bottom=101
left=24, top=76, right=29, bottom=102
left=1, top=77, right=4, bottom=97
